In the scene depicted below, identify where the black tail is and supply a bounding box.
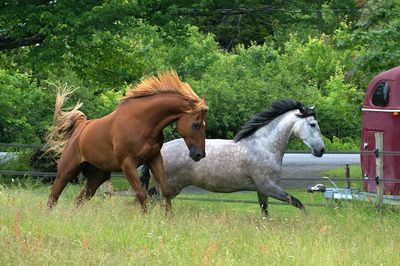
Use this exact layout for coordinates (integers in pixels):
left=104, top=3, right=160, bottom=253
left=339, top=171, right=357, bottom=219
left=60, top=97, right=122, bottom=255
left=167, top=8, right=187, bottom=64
left=139, top=164, right=150, bottom=191
left=138, top=164, right=158, bottom=197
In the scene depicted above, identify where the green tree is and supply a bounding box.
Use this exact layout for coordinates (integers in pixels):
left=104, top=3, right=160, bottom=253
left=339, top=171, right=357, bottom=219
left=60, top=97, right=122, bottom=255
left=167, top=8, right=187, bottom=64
left=0, top=68, right=51, bottom=143
left=0, top=0, right=377, bottom=148
left=335, top=0, right=400, bottom=88
left=136, top=0, right=360, bottom=50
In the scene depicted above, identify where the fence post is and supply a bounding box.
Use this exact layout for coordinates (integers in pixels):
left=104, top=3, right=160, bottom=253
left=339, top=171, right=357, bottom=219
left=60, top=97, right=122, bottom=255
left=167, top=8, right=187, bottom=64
left=375, top=132, right=384, bottom=208
left=345, top=163, right=350, bottom=189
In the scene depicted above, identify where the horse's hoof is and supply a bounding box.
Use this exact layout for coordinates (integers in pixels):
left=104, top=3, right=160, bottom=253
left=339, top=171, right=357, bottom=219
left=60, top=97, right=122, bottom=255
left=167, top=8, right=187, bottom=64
left=300, top=207, right=307, bottom=214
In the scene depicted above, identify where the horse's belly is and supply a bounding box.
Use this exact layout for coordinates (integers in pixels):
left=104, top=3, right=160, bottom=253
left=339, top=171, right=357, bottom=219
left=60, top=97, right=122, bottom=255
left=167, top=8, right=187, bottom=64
left=98, top=161, right=120, bottom=172
left=85, top=157, right=120, bottom=172
left=80, top=142, right=120, bottom=171
left=191, top=174, right=256, bottom=193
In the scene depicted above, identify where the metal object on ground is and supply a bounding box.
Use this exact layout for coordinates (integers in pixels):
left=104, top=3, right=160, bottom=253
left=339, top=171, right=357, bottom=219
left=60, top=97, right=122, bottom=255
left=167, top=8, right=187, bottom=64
left=307, top=184, right=326, bottom=193
left=322, top=189, right=400, bottom=205
left=323, top=188, right=359, bottom=200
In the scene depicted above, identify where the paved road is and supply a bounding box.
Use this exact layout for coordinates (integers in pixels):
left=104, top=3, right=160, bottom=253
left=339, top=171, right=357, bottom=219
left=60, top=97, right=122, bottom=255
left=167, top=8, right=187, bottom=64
left=181, top=153, right=360, bottom=193
left=0, top=152, right=15, bottom=161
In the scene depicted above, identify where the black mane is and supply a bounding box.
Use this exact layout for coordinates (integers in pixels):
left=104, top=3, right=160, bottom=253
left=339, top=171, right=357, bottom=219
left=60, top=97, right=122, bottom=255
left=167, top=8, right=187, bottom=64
left=233, top=99, right=315, bottom=142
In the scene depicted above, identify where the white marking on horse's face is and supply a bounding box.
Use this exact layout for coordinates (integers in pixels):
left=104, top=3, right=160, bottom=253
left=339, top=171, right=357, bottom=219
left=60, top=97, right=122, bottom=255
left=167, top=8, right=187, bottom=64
left=293, top=116, right=325, bottom=157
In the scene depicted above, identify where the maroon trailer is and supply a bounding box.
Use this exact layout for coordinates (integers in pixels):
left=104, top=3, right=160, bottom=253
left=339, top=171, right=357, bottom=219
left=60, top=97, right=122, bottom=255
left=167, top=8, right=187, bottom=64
left=361, top=66, right=400, bottom=195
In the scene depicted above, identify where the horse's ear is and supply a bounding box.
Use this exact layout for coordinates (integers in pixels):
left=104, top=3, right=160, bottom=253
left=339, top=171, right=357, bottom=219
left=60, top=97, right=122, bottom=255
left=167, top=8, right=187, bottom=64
left=202, top=96, right=206, bottom=104
left=310, top=105, right=316, bottom=110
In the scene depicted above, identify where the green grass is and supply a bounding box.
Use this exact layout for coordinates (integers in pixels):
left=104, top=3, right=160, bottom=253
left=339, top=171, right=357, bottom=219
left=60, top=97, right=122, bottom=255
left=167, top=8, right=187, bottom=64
left=0, top=184, right=399, bottom=265
left=110, top=176, right=130, bottom=191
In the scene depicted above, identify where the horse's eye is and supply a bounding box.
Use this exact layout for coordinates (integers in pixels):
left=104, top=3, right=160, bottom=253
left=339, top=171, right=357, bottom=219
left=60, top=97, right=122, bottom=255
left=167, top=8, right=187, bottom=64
left=192, top=122, right=201, bottom=130
left=310, top=123, right=316, bottom=128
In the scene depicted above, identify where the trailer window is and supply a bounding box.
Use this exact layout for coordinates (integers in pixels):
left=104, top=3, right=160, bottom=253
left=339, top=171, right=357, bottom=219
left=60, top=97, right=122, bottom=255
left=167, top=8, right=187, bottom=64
left=372, top=81, right=390, bottom=106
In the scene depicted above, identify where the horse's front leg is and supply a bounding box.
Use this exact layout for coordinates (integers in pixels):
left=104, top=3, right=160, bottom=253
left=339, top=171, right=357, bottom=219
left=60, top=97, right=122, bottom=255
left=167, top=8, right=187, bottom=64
left=120, top=157, right=147, bottom=213
left=257, top=183, right=305, bottom=212
left=148, top=153, right=172, bottom=214
left=256, top=191, right=269, bottom=218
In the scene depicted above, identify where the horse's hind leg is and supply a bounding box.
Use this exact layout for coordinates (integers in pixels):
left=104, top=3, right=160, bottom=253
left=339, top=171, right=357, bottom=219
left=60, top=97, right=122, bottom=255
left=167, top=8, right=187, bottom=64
left=47, top=155, right=82, bottom=209
left=257, top=191, right=269, bottom=217
left=259, top=184, right=305, bottom=211
left=75, top=164, right=111, bottom=206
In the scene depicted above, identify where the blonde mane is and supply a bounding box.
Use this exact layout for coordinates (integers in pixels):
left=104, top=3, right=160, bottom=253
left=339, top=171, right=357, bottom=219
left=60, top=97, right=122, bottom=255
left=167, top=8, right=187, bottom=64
left=121, top=70, right=208, bottom=113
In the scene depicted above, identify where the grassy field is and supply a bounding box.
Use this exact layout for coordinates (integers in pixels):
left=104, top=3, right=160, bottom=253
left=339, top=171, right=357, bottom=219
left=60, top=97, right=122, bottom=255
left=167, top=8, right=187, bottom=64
left=0, top=182, right=399, bottom=266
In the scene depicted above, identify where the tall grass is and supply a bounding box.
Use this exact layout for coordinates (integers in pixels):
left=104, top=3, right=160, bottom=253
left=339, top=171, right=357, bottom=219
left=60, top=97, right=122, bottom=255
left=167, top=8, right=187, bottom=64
left=0, top=185, right=399, bottom=265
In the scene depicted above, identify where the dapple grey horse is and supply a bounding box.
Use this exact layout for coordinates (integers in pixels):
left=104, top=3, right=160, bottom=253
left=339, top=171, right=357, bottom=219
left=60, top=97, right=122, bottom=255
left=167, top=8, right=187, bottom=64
left=140, top=99, right=325, bottom=216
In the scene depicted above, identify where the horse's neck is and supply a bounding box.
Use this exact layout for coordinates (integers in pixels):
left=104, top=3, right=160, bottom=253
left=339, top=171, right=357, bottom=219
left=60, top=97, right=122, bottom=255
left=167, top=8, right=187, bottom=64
left=247, top=111, right=298, bottom=159
left=122, top=95, right=189, bottom=137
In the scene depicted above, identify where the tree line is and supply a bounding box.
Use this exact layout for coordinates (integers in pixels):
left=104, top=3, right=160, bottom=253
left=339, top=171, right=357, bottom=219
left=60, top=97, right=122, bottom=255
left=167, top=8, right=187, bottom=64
left=1, top=0, right=399, bottom=152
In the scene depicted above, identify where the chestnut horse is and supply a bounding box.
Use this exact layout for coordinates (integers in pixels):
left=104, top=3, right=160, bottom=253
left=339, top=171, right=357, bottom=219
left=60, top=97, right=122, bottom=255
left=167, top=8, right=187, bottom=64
left=45, top=71, right=208, bottom=213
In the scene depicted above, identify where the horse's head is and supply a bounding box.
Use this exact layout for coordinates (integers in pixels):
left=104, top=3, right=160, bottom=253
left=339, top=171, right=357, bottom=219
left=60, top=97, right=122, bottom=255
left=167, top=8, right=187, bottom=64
left=292, top=106, right=325, bottom=157
left=176, top=109, right=207, bottom=162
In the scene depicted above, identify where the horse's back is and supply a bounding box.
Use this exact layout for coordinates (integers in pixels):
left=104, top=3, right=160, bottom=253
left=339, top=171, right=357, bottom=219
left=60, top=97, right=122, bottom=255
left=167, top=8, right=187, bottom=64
left=161, top=138, right=235, bottom=168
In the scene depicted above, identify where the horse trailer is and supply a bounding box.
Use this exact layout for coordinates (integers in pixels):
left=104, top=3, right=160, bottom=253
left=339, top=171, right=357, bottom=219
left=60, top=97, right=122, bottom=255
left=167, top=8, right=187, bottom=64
left=361, top=66, right=400, bottom=195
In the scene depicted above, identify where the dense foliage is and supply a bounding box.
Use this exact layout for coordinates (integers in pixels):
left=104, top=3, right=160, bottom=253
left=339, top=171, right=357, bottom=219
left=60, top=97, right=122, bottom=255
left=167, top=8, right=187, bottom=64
left=1, top=0, right=399, bottom=151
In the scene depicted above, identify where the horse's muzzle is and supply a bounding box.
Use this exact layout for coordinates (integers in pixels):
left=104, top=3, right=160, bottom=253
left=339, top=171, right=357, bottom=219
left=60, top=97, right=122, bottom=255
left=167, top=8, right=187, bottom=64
left=313, top=147, right=325, bottom=157
left=189, top=145, right=206, bottom=162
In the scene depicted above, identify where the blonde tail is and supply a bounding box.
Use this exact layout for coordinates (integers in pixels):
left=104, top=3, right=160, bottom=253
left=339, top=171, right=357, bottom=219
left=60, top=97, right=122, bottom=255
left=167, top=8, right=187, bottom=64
left=44, top=85, right=87, bottom=156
